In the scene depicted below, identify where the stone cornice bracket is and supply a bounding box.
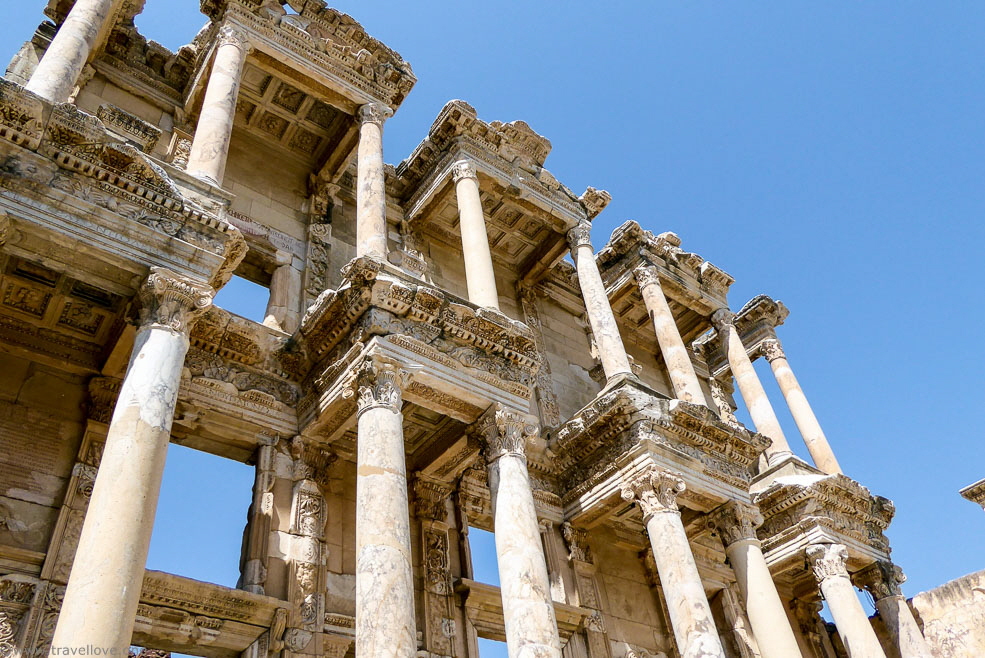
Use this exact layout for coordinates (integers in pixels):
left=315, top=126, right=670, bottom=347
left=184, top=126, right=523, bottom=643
left=353, top=358, right=407, bottom=416
left=451, top=159, right=478, bottom=183
left=759, top=338, right=785, bottom=363
left=706, top=501, right=764, bottom=548
left=217, top=23, right=254, bottom=53
left=633, top=264, right=661, bottom=291
left=474, top=404, right=538, bottom=462
left=137, top=267, right=214, bottom=334
left=578, top=187, right=612, bottom=220
left=806, top=543, right=850, bottom=585
left=620, top=467, right=687, bottom=522
left=358, top=102, right=393, bottom=127
left=852, top=560, right=905, bottom=601
left=567, top=222, right=593, bottom=251
left=290, top=435, right=338, bottom=485
left=413, top=476, right=454, bottom=521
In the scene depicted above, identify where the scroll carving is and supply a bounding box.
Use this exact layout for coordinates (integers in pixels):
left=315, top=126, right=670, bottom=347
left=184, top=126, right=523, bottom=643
left=138, top=267, right=214, bottom=333
left=806, top=543, right=850, bottom=584
left=706, top=501, right=763, bottom=547
left=620, top=467, right=686, bottom=520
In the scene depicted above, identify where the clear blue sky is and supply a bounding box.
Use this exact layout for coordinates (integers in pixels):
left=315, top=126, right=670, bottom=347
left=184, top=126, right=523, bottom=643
left=4, top=2, right=983, bottom=655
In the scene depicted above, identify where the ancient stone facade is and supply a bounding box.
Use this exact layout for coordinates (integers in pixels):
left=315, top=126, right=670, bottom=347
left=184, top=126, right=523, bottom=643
left=0, top=2, right=972, bottom=658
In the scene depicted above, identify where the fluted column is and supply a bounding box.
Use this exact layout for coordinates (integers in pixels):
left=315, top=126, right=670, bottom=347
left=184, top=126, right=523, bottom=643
left=634, top=265, right=705, bottom=404
left=711, top=309, right=793, bottom=464
left=854, top=561, right=933, bottom=658
left=49, top=268, right=213, bottom=656
left=621, top=467, right=727, bottom=658
left=186, top=25, right=251, bottom=185
left=706, top=502, right=802, bottom=658
left=477, top=405, right=562, bottom=658
left=25, top=0, right=117, bottom=103
left=355, top=103, right=393, bottom=260
left=806, top=544, right=887, bottom=658
left=569, top=222, right=633, bottom=384
left=760, top=338, right=842, bottom=474
left=354, top=359, right=416, bottom=656
left=452, top=160, right=500, bottom=309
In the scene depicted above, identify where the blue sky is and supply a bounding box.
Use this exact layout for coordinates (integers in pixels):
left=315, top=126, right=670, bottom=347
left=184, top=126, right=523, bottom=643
left=4, top=2, right=984, bottom=655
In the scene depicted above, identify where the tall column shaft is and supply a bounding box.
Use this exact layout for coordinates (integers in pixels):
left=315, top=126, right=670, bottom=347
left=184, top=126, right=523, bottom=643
left=24, top=0, right=117, bottom=103
left=635, top=266, right=705, bottom=404
left=569, top=223, right=633, bottom=383
left=712, top=310, right=792, bottom=463
left=760, top=339, right=842, bottom=474
left=854, top=561, right=933, bottom=658
left=49, top=269, right=212, bottom=656
left=480, top=406, right=562, bottom=658
left=622, top=468, right=726, bottom=658
left=355, top=103, right=392, bottom=260
left=263, top=253, right=301, bottom=334
left=354, top=360, right=416, bottom=657
left=707, top=503, right=802, bottom=658
left=807, top=544, right=887, bottom=658
left=186, top=25, right=251, bottom=185
left=452, top=160, right=500, bottom=310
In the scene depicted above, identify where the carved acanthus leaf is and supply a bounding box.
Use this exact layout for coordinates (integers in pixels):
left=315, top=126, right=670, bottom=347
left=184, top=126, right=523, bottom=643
left=138, top=267, right=214, bottom=333
left=620, top=467, right=686, bottom=520
left=852, top=560, right=905, bottom=600
left=706, top=501, right=764, bottom=547
left=806, top=543, right=850, bottom=584
left=759, top=338, right=785, bottom=363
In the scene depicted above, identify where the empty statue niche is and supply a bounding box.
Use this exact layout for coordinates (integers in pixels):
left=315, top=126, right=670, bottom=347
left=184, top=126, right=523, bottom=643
left=146, top=443, right=254, bottom=588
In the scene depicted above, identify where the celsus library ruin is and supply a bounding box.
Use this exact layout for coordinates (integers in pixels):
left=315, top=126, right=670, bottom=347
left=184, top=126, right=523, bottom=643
left=0, top=1, right=981, bottom=658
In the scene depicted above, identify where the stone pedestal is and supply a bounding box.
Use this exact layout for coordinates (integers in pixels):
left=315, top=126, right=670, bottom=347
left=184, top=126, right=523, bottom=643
left=712, top=310, right=792, bottom=464
left=48, top=268, right=213, bottom=656
left=263, top=252, right=302, bottom=334
left=478, top=406, right=562, bottom=658
left=806, top=544, right=887, bottom=658
left=760, top=339, right=842, bottom=474
left=568, top=223, right=633, bottom=385
left=854, top=561, right=933, bottom=658
left=635, top=265, right=705, bottom=405
left=707, top=502, right=802, bottom=658
left=186, top=25, right=251, bottom=185
left=25, top=0, right=116, bottom=103
left=452, top=160, right=500, bottom=310
left=354, top=360, right=416, bottom=657
left=355, top=103, right=392, bottom=260
left=621, top=468, right=727, bottom=658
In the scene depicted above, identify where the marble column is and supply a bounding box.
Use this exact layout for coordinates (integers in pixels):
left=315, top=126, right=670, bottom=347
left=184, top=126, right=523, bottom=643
left=621, top=467, right=727, bottom=658
left=263, top=251, right=302, bottom=334
left=759, top=338, right=842, bottom=474
left=24, top=0, right=117, bottom=103
left=354, top=359, right=416, bottom=657
left=634, top=265, right=705, bottom=404
left=854, top=561, right=933, bottom=658
left=806, top=544, right=887, bottom=658
left=186, top=25, right=251, bottom=185
left=355, top=102, right=393, bottom=260
left=568, top=222, right=633, bottom=384
left=452, top=160, right=500, bottom=310
left=706, top=502, right=802, bottom=658
left=711, top=309, right=793, bottom=464
left=48, top=268, right=213, bottom=655
left=478, top=405, right=562, bottom=658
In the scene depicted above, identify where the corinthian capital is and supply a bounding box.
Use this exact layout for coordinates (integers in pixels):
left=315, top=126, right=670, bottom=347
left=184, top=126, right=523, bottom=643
left=137, top=267, right=214, bottom=333
left=567, top=222, right=593, bottom=251
left=706, top=501, right=763, bottom=548
left=759, top=338, right=785, bottom=362
left=806, top=543, right=850, bottom=585
left=355, top=359, right=406, bottom=415
left=710, top=307, right=736, bottom=332
left=852, top=560, right=905, bottom=601
left=358, top=102, right=393, bottom=127
left=474, top=404, right=537, bottom=461
left=217, top=24, right=252, bottom=51
left=633, top=265, right=662, bottom=291
left=620, top=467, right=686, bottom=521
left=451, top=159, right=478, bottom=183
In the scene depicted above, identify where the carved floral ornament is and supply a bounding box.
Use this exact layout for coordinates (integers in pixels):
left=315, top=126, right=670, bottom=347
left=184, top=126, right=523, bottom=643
left=472, top=404, right=539, bottom=461
left=138, top=267, right=214, bottom=333
left=758, top=338, right=786, bottom=363
left=217, top=23, right=253, bottom=52
left=710, top=307, right=737, bottom=332
left=358, top=102, right=393, bottom=127
left=567, top=222, right=593, bottom=251
left=706, top=501, right=764, bottom=548
left=852, top=560, right=906, bottom=600
left=633, top=265, right=662, bottom=291
left=353, top=358, right=407, bottom=415
left=805, top=543, right=850, bottom=584
left=451, top=159, right=478, bottom=184
left=620, top=467, right=687, bottom=521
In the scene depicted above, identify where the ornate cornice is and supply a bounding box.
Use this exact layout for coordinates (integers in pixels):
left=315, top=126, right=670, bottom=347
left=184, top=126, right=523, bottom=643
left=578, top=187, right=611, bottom=220
left=852, top=560, right=905, bottom=601
left=138, top=267, right=214, bottom=334
left=706, top=501, right=764, bottom=548
left=620, top=466, right=686, bottom=521
left=960, top=478, right=985, bottom=509
left=806, top=543, right=850, bottom=584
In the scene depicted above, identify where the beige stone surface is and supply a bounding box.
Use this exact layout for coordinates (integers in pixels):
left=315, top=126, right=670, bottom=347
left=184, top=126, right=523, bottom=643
left=910, top=570, right=985, bottom=658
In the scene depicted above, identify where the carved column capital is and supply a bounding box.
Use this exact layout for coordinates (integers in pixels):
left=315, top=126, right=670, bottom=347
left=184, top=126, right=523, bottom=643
left=806, top=543, right=850, bottom=585
left=561, top=522, right=594, bottom=563
left=759, top=338, right=786, bottom=363
left=137, top=267, right=214, bottom=333
left=620, top=467, right=686, bottom=521
left=567, top=222, right=593, bottom=251
left=413, top=477, right=453, bottom=521
left=358, top=102, right=393, bottom=127
left=710, top=307, right=736, bottom=332
left=217, top=24, right=253, bottom=52
left=354, top=358, right=406, bottom=415
left=451, top=159, right=478, bottom=183
left=289, top=436, right=337, bottom=485
left=633, top=264, right=662, bottom=291
left=474, top=405, right=537, bottom=461
left=852, top=560, right=905, bottom=601
left=706, top=501, right=764, bottom=548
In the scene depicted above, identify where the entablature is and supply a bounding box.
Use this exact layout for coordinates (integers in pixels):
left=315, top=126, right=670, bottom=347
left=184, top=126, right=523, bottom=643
left=694, top=294, right=789, bottom=378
